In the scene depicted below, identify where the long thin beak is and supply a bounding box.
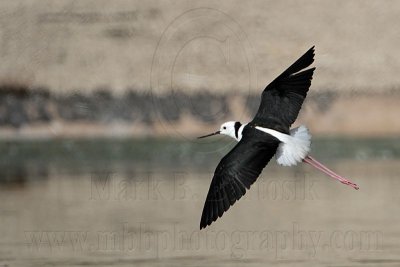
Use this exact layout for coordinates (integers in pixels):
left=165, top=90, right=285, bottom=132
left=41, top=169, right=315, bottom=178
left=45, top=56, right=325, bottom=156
left=197, top=131, right=220, bottom=139
left=303, top=155, right=359, bottom=190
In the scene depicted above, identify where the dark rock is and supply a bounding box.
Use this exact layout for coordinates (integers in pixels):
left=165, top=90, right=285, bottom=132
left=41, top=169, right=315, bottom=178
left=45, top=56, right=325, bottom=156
left=27, top=88, right=51, bottom=122
left=56, top=92, right=97, bottom=121
left=310, top=91, right=338, bottom=113
left=188, top=92, right=230, bottom=123
left=126, top=91, right=153, bottom=125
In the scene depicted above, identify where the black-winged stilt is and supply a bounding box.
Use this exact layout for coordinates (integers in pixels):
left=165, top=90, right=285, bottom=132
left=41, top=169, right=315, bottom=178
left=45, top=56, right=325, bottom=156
left=198, top=46, right=358, bottom=229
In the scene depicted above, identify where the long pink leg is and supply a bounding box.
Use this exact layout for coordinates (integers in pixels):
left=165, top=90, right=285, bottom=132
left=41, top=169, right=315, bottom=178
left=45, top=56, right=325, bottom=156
left=303, top=155, right=359, bottom=190
left=305, top=155, right=349, bottom=182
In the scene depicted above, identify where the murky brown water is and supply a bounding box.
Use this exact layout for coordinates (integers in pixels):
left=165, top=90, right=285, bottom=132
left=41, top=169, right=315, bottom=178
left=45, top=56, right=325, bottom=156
left=1, top=139, right=400, bottom=266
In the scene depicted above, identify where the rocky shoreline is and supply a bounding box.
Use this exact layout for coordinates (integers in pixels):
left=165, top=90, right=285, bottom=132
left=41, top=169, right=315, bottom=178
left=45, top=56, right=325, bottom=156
left=1, top=85, right=399, bottom=138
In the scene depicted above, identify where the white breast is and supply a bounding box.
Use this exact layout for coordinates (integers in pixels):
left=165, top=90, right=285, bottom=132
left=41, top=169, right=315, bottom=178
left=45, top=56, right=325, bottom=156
left=255, top=125, right=312, bottom=166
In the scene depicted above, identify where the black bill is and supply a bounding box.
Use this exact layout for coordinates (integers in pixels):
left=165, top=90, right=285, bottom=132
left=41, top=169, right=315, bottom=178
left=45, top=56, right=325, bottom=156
left=197, top=131, right=220, bottom=139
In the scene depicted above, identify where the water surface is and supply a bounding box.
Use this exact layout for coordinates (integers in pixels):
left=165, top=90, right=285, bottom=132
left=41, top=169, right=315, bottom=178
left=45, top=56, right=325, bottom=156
left=0, top=138, right=399, bottom=266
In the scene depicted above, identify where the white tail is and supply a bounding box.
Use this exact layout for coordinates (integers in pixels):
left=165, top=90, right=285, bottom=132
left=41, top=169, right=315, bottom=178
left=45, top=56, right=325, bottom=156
left=275, top=125, right=311, bottom=166
left=254, top=125, right=312, bottom=166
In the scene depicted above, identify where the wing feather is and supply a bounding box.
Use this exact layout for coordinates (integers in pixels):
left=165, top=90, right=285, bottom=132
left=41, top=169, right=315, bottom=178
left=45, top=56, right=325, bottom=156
left=251, top=47, right=316, bottom=130
left=200, top=127, right=279, bottom=229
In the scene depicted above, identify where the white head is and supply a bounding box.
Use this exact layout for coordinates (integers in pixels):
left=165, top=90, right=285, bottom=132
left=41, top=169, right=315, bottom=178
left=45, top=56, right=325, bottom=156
left=219, top=121, right=237, bottom=139
left=198, top=121, right=242, bottom=141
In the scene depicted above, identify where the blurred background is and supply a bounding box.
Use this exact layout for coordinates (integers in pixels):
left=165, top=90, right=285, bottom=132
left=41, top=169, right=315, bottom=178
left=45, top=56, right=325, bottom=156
left=1, top=1, right=400, bottom=266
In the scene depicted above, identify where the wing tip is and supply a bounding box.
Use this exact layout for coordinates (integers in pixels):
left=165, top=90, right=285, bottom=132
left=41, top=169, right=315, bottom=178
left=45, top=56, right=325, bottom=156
left=308, top=45, right=315, bottom=54
left=305, top=45, right=316, bottom=64
left=199, top=214, right=213, bottom=230
left=199, top=206, right=222, bottom=230
left=280, top=45, right=316, bottom=79
left=200, top=221, right=210, bottom=230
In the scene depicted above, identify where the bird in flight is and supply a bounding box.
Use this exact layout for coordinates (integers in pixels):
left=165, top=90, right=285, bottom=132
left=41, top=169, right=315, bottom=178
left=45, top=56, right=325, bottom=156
left=198, top=46, right=359, bottom=229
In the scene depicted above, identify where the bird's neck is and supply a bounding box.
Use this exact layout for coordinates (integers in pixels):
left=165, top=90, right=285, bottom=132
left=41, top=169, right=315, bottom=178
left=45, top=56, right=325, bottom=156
left=235, top=123, right=247, bottom=141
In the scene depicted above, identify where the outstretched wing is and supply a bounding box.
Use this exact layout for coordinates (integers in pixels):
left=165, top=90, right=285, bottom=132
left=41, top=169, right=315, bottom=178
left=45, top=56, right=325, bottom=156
left=200, top=127, right=279, bottom=229
left=251, top=46, right=315, bottom=130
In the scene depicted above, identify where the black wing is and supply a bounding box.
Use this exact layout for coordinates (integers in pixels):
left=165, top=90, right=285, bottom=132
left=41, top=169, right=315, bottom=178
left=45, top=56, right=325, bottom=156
left=200, top=127, right=279, bottom=229
left=251, top=46, right=315, bottom=131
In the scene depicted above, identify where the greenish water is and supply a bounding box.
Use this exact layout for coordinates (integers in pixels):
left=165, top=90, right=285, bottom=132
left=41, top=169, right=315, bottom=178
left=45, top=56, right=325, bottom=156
left=2, top=137, right=400, bottom=161
left=0, top=137, right=399, bottom=181
left=1, top=137, right=400, bottom=162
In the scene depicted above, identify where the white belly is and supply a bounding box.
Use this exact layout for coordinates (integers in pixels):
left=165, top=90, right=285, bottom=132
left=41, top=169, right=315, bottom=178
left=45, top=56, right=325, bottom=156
left=255, top=125, right=312, bottom=166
